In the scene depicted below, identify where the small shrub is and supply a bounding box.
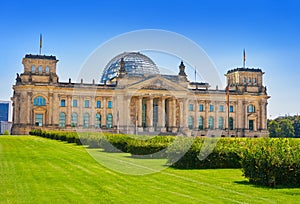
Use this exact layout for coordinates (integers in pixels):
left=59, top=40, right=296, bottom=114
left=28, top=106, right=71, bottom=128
left=3, top=130, right=10, bottom=135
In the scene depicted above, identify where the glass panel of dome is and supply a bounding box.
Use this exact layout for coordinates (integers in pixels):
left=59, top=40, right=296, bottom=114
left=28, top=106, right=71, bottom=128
left=101, top=52, right=159, bottom=83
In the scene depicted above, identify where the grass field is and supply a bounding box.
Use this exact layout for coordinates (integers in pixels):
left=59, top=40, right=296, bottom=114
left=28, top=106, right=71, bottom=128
left=0, top=136, right=299, bottom=203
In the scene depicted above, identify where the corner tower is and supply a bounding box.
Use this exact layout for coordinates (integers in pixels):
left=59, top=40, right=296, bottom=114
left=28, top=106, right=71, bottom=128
left=225, top=68, right=266, bottom=94
left=18, top=54, right=59, bottom=85
left=12, top=54, right=59, bottom=135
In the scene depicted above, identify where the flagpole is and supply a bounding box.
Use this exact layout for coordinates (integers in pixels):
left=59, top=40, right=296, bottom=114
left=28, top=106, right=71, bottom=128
left=194, top=66, right=196, bottom=82
left=226, top=85, right=230, bottom=136
left=39, top=34, right=42, bottom=55
left=243, top=49, right=246, bottom=68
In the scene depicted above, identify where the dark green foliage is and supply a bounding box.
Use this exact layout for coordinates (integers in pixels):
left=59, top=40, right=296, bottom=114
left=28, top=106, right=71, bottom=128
left=268, top=120, right=280, bottom=138
left=240, top=138, right=300, bottom=187
left=167, top=138, right=244, bottom=169
left=278, top=119, right=295, bottom=138
left=268, top=115, right=299, bottom=137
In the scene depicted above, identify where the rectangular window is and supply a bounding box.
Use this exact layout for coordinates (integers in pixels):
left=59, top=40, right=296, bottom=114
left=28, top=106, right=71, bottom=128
left=209, top=104, right=214, bottom=112
left=230, top=105, right=234, bottom=112
left=219, top=105, right=224, bottom=112
left=199, top=104, right=204, bottom=112
left=85, top=100, right=89, bottom=108
left=35, top=114, right=43, bottom=127
left=96, top=100, right=101, bottom=108
left=189, top=104, right=193, bottom=111
left=73, top=100, right=78, bottom=107
left=249, top=120, right=254, bottom=131
left=61, top=99, right=66, bottom=107
left=108, top=101, right=112, bottom=109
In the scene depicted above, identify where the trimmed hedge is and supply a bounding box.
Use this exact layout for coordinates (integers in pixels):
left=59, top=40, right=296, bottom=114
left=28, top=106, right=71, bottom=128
left=167, top=138, right=244, bottom=169
left=29, top=130, right=174, bottom=157
left=240, top=138, right=300, bottom=187
left=30, top=130, right=300, bottom=187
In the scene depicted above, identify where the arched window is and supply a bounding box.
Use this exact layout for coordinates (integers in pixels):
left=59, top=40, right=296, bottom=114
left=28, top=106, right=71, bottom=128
left=198, top=116, right=204, bottom=130
left=45, top=66, right=50, bottom=73
left=106, top=113, right=113, bottom=128
left=71, top=113, right=78, bottom=127
left=95, top=113, right=101, bottom=128
left=31, top=65, right=36, bottom=72
left=188, top=116, right=194, bottom=129
left=38, top=66, right=43, bottom=73
left=83, top=113, right=90, bottom=128
left=208, top=117, right=214, bottom=129
left=218, top=117, right=224, bottom=129
left=33, top=96, right=46, bottom=106
left=59, top=112, right=66, bottom=127
left=229, top=117, right=234, bottom=130
left=248, top=78, right=251, bottom=83
left=247, top=104, right=256, bottom=113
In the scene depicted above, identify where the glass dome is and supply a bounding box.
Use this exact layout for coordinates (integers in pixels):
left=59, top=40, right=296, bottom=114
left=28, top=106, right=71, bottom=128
left=101, top=52, right=160, bottom=83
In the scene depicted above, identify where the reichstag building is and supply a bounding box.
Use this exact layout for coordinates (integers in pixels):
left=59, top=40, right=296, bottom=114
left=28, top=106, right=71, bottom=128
left=11, top=52, right=270, bottom=137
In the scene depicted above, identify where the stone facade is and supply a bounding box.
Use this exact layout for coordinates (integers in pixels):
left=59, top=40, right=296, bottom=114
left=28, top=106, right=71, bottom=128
left=11, top=53, right=270, bottom=137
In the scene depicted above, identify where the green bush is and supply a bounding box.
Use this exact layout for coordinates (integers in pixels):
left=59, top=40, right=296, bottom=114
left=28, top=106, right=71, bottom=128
left=240, top=138, right=300, bottom=187
left=3, top=130, right=10, bottom=135
left=167, top=138, right=244, bottom=169
left=127, top=136, right=174, bottom=158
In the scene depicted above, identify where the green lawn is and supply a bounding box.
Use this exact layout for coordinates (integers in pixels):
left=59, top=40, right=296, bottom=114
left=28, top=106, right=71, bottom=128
left=0, top=136, right=299, bottom=203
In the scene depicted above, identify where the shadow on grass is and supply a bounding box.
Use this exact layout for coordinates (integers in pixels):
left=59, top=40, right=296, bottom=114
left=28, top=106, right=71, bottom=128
left=234, top=180, right=300, bottom=189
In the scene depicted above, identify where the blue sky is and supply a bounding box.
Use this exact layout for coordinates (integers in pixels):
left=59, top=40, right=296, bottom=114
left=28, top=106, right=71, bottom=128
left=0, top=0, right=300, bottom=118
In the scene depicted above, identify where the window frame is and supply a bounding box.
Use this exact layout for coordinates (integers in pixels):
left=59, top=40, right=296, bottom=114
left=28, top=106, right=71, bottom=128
left=199, top=104, right=204, bottom=112
left=84, top=100, right=90, bottom=108
left=96, top=100, right=101, bottom=108
left=209, top=104, right=214, bottom=112
left=189, top=104, right=194, bottom=111
left=60, top=99, right=66, bottom=107
left=73, top=99, right=78, bottom=107
left=108, top=101, right=112, bottom=109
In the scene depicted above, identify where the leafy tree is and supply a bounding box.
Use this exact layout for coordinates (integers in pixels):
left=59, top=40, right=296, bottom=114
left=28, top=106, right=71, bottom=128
left=268, top=120, right=280, bottom=137
left=278, top=119, right=295, bottom=138
left=292, top=117, right=300, bottom=137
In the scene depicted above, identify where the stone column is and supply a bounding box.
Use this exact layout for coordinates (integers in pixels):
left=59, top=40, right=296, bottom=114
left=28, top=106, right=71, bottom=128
left=237, top=100, right=243, bottom=129
left=90, top=96, right=95, bottom=128
left=137, top=97, right=143, bottom=127
left=27, top=92, right=32, bottom=126
left=194, top=101, right=198, bottom=130
left=53, top=93, right=59, bottom=127
left=243, top=101, right=248, bottom=129
left=260, top=101, right=267, bottom=130
left=183, top=99, right=189, bottom=129
left=66, top=95, right=71, bottom=127
left=204, top=100, right=209, bottom=129
left=214, top=101, right=218, bottom=129
left=102, top=97, right=107, bottom=128
left=160, top=97, right=166, bottom=132
left=112, top=96, right=118, bottom=128
left=234, top=102, right=238, bottom=131
left=147, top=97, right=154, bottom=132
left=48, top=93, right=53, bottom=126
left=171, top=98, right=178, bottom=133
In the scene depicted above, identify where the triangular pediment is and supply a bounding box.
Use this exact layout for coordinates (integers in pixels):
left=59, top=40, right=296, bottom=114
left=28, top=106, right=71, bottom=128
left=125, top=75, right=188, bottom=92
